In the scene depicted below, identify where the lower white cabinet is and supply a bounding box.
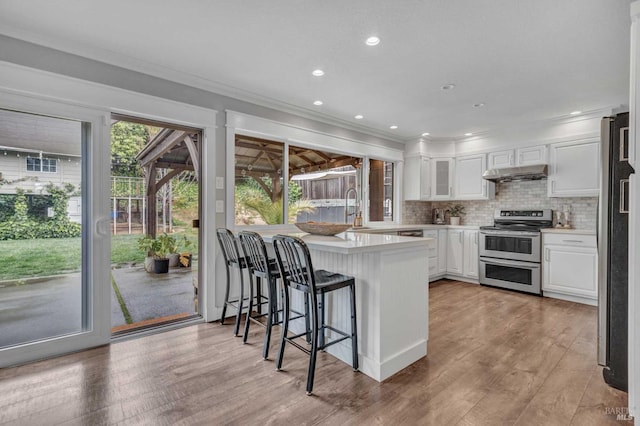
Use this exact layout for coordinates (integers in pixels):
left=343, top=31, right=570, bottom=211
left=438, top=229, right=447, bottom=274
left=424, top=229, right=449, bottom=281
left=463, top=230, right=479, bottom=279
left=542, top=233, right=598, bottom=305
left=446, top=229, right=464, bottom=275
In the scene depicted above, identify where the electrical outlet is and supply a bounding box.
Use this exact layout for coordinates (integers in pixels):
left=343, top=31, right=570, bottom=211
left=215, top=200, right=224, bottom=213
left=215, top=177, right=224, bottom=189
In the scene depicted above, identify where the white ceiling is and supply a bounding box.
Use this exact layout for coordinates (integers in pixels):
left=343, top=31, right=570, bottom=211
left=0, top=0, right=633, bottom=142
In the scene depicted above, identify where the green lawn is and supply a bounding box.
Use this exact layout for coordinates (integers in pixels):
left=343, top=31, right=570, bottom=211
left=0, top=233, right=197, bottom=281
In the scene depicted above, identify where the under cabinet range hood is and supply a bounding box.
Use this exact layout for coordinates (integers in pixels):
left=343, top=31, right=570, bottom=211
left=482, top=164, right=548, bottom=182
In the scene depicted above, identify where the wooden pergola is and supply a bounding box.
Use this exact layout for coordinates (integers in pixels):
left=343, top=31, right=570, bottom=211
left=135, top=128, right=200, bottom=237
left=234, top=134, right=362, bottom=202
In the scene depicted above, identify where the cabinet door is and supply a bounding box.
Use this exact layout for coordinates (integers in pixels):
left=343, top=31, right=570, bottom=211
left=463, top=230, right=479, bottom=279
left=516, top=145, right=547, bottom=166
left=548, top=139, right=599, bottom=197
left=543, top=245, right=598, bottom=299
left=488, top=150, right=514, bottom=169
left=404, top=156, right=430, bottom=201
left=446, top=229, right=464, bottom=274
left=420, top=157, right=431, bottom=200
left=431, top=158, right=454, bottom=199
left=455, top=154, right=494, bottom=200
left=438, top=229, right=447, bottom=273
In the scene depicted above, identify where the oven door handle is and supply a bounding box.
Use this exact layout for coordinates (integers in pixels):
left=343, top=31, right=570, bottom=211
left=480, top=257, right=540, bottom=269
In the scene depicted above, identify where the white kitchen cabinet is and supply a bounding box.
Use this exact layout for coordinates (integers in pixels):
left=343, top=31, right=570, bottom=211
left=446, top=229, right=464, bottom=275
left=431, top=158, right=454, bottom=200
left=455, top=154, right=495, bottom=200
left=488, top=145, right=548, bottom=169
left=423, top=230, right=437, bottom=278
left=404, top=155, right=431, bottom=200
left=542, top=233, right=598, bottom=305
left=463, top=230, right=479, bottom=279
left=517, top=145, right=548, bottom=166
left=488, top=149, right=515, bottom=169
left=548, top=139, right=599, bottom=197
left=438, top=229, right=447, bottom=274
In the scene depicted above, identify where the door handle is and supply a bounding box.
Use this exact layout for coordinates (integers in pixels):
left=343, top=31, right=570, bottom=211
left=510, top=154, right=514, bottom=166
left=544, top=248, right=550, bottom=261
left=96, top=218, right=111, bottom=237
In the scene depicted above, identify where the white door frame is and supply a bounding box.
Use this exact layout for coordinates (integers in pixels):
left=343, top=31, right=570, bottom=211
left=0, top=62, right=218, bottom=366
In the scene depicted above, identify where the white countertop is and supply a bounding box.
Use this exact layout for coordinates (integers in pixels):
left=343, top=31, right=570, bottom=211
left=259, top=231, right=432, bottom=254
left=349, top=224, right=479, bottom=233
left=541, top=228, right=596, bottom=235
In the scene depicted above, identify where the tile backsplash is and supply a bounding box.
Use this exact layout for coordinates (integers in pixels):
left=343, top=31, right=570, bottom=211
left=402, top=180, right=597, bottom=230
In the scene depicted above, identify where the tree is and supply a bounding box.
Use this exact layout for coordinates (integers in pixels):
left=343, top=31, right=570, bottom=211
left=110, top=122, right=149, bottom=177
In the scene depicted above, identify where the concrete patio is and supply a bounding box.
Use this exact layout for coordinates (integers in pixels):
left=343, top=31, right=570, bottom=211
left=0, top=266, right=197, bottom=348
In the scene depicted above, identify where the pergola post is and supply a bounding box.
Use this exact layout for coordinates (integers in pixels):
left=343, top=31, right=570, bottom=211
left=145, top=164, right=157, bottom=238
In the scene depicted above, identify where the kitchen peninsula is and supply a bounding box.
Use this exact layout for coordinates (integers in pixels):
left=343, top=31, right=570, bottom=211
left=259, top=230, right=431, bottom=381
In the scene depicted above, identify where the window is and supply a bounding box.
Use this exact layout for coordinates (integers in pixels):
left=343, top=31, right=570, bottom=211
left=26, top=156, right=57, bottom=173
left=368, top=159, right=394, bottom=222
left=234, top=134, right=364, bottom=225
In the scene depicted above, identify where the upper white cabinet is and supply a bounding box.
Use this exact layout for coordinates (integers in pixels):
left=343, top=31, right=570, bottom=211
left=488, top=145, right=548, bottom=169
left=404, top=156, right=431, bottom=201
left=488, top=149, right=515, bottom=168
left=455, top=154, right=495, bottom=200
left=548, top=139, right=599, bottom=197
left=431, top=158, right=454, bottom=200
left=517, top=145, right=548, bottom=166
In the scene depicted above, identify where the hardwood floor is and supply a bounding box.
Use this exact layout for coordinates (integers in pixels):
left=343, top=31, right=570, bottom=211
left=0, top=280, right=631, bottom=425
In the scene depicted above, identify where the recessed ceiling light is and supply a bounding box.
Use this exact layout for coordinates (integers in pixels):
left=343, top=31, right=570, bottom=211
left=312, top=69, right=325, bottom=77
left=464, top=132, right=473, bottom=136
left=354, top=114, right=364, bottom=120
left=390, top=125, right=398, bottom=130
left=313, top=100, right=323, bottom=106
left=421, top=132, right=430, bottom=136
left=473, top=103, right=485, bottom=108
left=441, top=83, right=456, bottom=90
left=570, top=110, right=582, bottom=115
left=366, top=36, right=380, bottom=46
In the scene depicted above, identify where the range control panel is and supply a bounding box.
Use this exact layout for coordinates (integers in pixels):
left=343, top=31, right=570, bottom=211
left=494, top=209, right=553, bottom=221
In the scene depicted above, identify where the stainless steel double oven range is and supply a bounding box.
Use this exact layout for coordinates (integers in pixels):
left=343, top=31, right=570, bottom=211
left=479, top=209, right=553, bottom=295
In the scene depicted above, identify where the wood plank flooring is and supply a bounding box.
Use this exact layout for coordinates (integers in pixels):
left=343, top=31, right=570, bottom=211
left=0, top=280, right=631, bottom=425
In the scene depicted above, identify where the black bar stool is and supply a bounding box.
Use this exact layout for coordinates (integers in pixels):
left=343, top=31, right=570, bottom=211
left=216, top=228, right=254, bottom=336
left=238, top=231, right=281, bottom=359
left=272, top=234, right=358, bottom=395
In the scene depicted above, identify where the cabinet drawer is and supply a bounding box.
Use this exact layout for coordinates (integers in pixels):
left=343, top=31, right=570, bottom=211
left=543, top=233, right=596, bottom=248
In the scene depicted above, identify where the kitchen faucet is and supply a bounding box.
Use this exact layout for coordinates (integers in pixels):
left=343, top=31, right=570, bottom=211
left=344, top=187, right=358, bottom=224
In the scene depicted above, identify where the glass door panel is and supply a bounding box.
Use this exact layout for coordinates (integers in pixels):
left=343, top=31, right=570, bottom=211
left=0, top=109, right=86, bottom=348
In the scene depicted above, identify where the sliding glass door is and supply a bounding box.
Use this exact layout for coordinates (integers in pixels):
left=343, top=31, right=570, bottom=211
left=0, top=95, right=111, bottom=367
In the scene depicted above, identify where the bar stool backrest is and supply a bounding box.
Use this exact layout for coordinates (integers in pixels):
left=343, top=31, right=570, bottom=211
left=273, top=235, right=315, bottom=292
left=216, top=228, right=242, bottom=265
left=238, top=231, right=270, bottom=275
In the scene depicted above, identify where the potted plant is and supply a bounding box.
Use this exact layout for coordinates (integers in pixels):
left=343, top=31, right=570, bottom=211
left=137, top=233, right=177, bottom=274
left=446, top=204, right=466, bottom=226
left=178, top=235, right=194, bottom=268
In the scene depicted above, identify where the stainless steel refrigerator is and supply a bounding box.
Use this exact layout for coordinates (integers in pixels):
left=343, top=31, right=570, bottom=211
left=598, top=112, right=633, bottom=391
